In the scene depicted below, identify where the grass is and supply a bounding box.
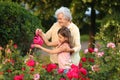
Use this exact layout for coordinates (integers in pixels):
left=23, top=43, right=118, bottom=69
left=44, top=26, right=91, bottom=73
left=81, top=34, right=89, bottom=42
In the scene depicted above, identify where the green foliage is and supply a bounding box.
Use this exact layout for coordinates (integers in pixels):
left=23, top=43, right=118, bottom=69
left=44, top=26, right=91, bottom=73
left=8, top=0, right=86, bottom=30
left=81, top=42, right=120, bottom=80
left=0, top=1, right=44, bottom=53
left=0, top=40, right=44, bottom=80
left=95, top=11, right=120, bottom=45
left=3, top=0, right=120, bottom=33
left=0, top=41, right=89, bottom=80
left=0, top=40, right=31, bottom=80
left=18, top=0, right=73, bottom=31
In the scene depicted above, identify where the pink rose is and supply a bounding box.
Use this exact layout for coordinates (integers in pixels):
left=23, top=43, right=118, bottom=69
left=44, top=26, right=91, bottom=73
left=33, top=73, right=40, bottom=80
left=84, top=49, right=88, bottom=54
left=107, top=42, right=115, bottom=48
left=6, top=48, right=11, bottom=53
left=94, top=48, right=98, bottom=53
left=97, top=52, right=104, bottom=57
left=91, top=65, right=100, bottom=72
left=0, top=46, right=3, bottom=50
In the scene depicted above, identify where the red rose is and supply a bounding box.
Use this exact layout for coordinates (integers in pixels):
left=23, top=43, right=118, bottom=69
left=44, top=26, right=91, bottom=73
left=10, top=59, right=15, bottom=65
left=46, top=63, right=57, bottom=72
left=88, top=48, right=94, bottom=53
left=21, top=67, right=25, bottom=71
left=58, top=68, right=64, bottom=74
left=81, top=78, right=86, bottom=80
left=78, top=62, right=83, bottom=68
left=71, top=64, right=78, bottom=69
left=30, top=67, right=34, bottom=71
left=13, top=44, right=18, bottom=49
left=60, top=78, right=66, bottom=80
left=26, top=59, right=36, bottom=67
left=66, top=70, right=79, bottom=79
left=42, top=64, right=47, bottom=69
left=49, top=63, right=57, bottom=69
left=14, top=74, right=24, bottom=80
left=79, top=68, right=87, bottom=75
left=88, top=58, right=94, bottom=63
left=81, top=57, right=87, bottom=62
left=71, top=64, right=79, bottom=73
left=66, top=71, right=73, bottom=79
left=7, top=69, right=12, bottom=73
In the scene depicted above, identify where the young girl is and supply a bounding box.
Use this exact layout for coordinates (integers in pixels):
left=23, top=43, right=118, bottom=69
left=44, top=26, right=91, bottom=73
left=34, top=27, right=72, bottom=69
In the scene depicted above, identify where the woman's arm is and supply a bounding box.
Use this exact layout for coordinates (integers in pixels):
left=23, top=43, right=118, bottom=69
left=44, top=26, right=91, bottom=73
left=42, top=33, right=58, bottom=47
left=70, top=25, right=81, bottom=53
left=34, top=44, right=66, bottom=54
left=37, top=29, right=58, bottom=47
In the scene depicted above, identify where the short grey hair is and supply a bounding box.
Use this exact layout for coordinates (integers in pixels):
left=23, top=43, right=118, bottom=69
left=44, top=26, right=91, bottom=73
left=55, top=6, right=72, bottom=21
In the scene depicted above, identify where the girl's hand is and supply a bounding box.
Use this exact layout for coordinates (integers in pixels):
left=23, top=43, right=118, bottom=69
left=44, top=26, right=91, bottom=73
left=33, top=44, right=41, bottom=49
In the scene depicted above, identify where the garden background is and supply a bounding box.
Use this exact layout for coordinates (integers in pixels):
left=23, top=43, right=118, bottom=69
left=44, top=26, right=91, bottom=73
left=0, top=0, right=120, bottom=80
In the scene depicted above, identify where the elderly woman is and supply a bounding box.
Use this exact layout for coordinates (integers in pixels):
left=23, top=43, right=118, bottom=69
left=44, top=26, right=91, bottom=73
left=39, top=6, right=81, bottom=66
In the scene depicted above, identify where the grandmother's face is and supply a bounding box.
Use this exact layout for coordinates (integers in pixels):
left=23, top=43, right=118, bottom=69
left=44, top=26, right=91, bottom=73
left=57, top=13, right=69, bottom=27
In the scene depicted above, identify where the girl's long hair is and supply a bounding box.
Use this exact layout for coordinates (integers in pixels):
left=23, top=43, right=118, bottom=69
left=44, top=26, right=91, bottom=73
left=58, top=27, right=73, bottom=48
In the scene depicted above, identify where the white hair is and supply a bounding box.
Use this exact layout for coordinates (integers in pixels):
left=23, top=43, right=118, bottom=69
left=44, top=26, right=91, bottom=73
left=55, top=6, right=72, bottom=21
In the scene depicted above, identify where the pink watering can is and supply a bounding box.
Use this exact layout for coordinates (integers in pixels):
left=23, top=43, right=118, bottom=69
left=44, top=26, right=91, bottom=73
left=31, top=29, right=44, bottom=48
left=33, top=35, right=44, bottom=46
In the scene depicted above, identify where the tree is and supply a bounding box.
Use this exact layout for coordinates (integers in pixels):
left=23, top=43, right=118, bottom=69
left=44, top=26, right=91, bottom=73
left=1, top=0, right=120, bottom=48
left=0, top=1, right=44, bottom=53
left=82, top=0, right=120, bottom=48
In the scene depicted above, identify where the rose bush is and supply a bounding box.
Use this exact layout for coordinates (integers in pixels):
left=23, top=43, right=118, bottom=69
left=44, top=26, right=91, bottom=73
left=1, top=40, right=120, bottom=80
left=0, top=40, right=41, bottom=80
left=0, top=40, right=89, bottom=80
left=40, top=63, right=89, bottom=80
left=80, top=42, right=120, bottom=80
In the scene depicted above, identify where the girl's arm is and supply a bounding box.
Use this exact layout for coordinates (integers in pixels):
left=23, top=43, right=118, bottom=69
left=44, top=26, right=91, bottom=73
left=66, top=48, right=74, bottom=53
left=34, top=44, right=66, bottom=54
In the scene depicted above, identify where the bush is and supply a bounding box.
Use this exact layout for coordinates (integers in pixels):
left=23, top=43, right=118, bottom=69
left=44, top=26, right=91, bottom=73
left=0, top=41, right=89, bottom=80
left=0, top=40, right=41, bottom=80
left=0, top=1, right=44, bottom=54
left=95, top=11, right=120, bottom=45
left=81, top=42, right=120, bottom=80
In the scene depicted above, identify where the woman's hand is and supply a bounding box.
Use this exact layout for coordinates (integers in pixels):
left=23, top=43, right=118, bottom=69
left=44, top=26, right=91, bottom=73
left=65, top=47, right=74, bottom=53
left=35, top=29, right=43, bottom=36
